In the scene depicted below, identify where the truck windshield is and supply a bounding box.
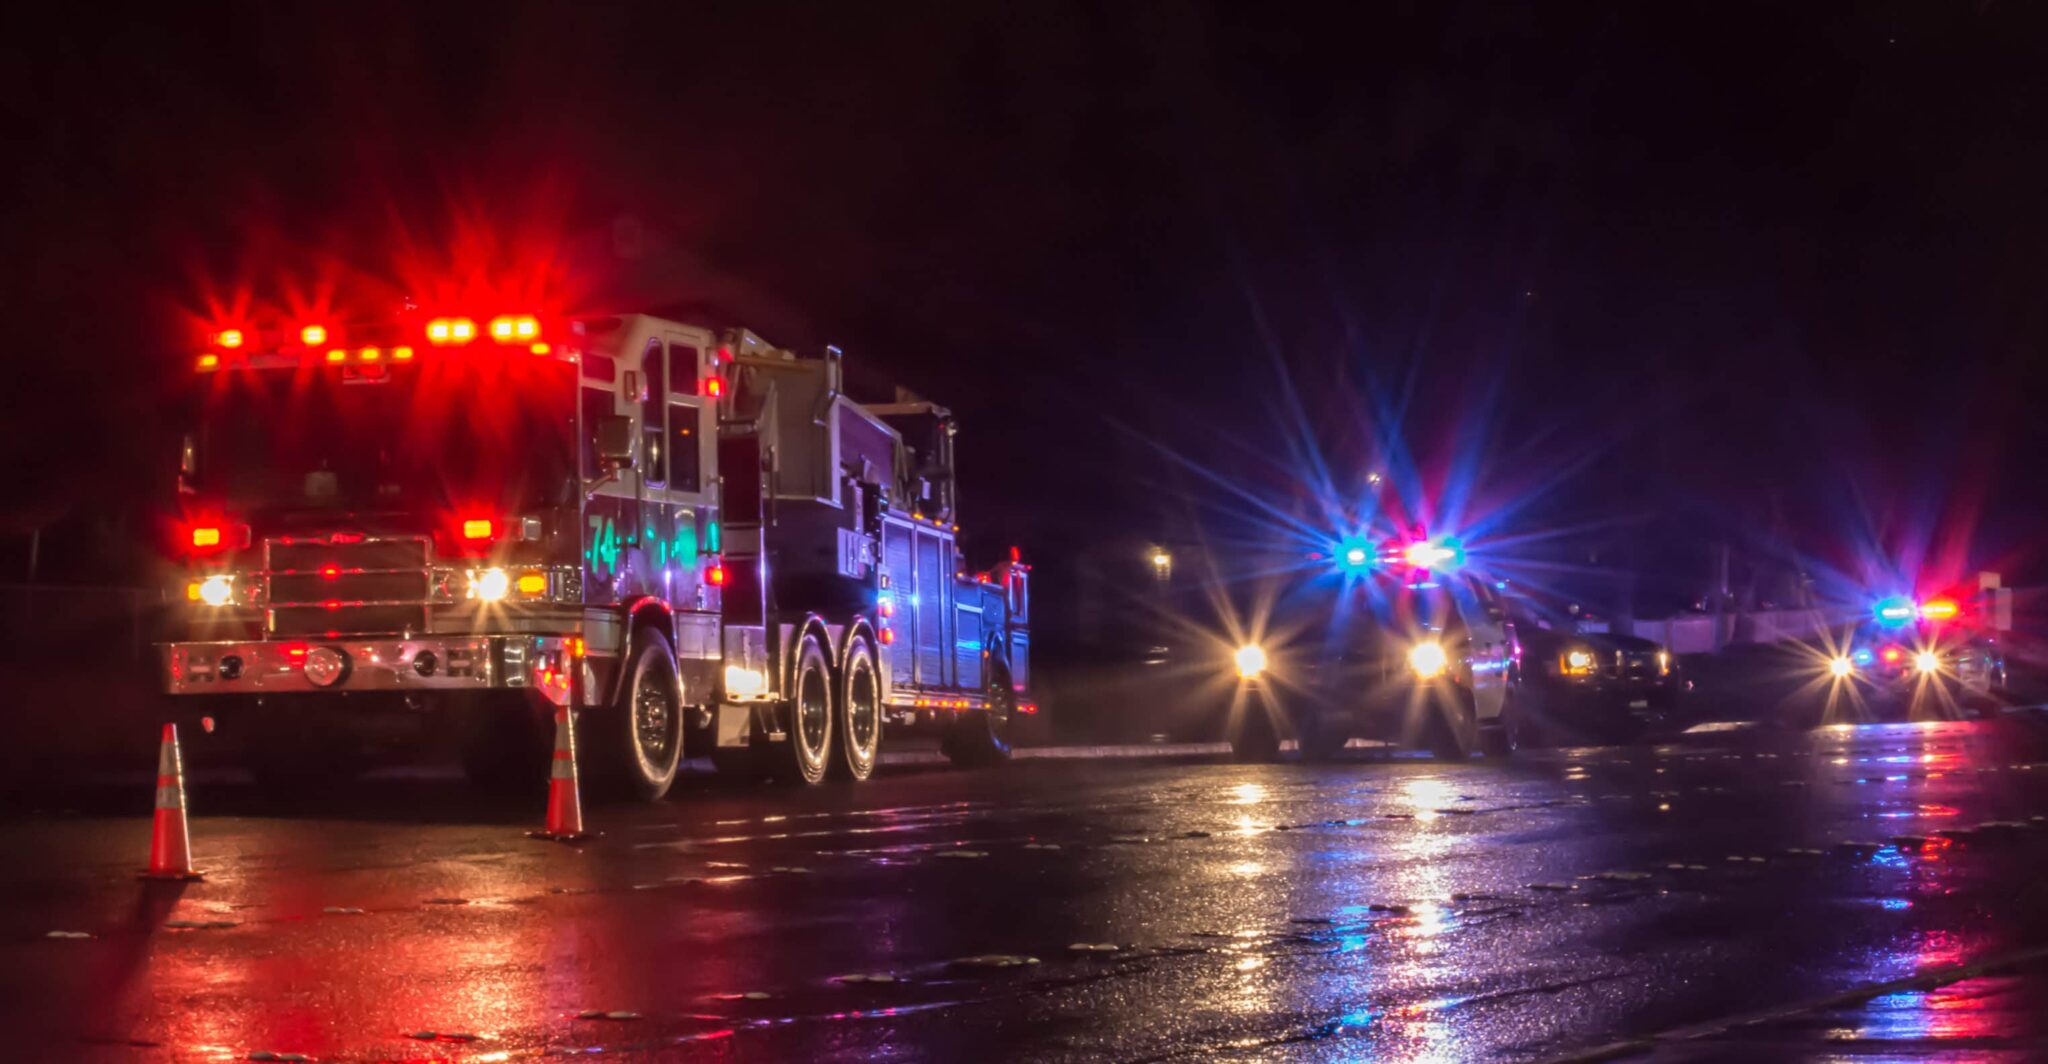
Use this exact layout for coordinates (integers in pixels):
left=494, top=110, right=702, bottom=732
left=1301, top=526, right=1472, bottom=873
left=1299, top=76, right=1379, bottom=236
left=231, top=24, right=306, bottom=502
left=191, top=363, right=576, bottom=515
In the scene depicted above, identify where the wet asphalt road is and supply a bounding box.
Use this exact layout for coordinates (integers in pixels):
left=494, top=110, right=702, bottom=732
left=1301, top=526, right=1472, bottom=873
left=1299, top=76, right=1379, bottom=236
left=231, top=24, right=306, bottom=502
left=11, top=719, right=2048, bottom=1061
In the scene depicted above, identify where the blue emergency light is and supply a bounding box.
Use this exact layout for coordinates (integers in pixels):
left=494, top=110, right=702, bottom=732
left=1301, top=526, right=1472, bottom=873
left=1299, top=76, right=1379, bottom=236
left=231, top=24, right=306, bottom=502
left=1873, top=596, right=1917, bottom=627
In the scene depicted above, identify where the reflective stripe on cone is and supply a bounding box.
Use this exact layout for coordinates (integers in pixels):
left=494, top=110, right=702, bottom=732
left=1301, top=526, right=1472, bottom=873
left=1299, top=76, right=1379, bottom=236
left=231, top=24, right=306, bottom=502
left=531, top=707, right=594, bottom=842
left=140, top=724, right=202, bottom=880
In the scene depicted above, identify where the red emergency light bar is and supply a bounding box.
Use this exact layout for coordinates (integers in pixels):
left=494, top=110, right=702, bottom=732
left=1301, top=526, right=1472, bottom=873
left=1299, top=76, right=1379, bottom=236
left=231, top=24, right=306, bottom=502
left=1918, top=598, right=1959, bottom=621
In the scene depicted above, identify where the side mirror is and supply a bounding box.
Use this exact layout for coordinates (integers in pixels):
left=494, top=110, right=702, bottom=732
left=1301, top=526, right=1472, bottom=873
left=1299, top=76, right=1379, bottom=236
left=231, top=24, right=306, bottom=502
left=596, top=415, right=636, bottom=468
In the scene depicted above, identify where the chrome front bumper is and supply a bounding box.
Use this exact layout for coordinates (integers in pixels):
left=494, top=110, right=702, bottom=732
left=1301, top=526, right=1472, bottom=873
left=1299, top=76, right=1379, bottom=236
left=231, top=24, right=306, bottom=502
left=162, top=634, right=582, bottom=704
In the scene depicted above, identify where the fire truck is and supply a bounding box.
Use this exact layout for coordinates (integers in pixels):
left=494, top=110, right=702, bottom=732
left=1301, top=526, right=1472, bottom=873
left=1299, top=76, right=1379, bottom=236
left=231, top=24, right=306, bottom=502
left=161, top=307, right=1030, bottom=799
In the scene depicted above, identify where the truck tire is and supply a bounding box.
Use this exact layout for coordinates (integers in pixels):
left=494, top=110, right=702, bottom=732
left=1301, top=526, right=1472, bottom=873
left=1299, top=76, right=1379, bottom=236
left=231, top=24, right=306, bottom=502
left=593, top=629, right=683, bottom=801
left=1228, top=705, right=1282, bottom=763
left=775, top=632, right=835, bottom=786
left=1422, top=690, right=1478, bottom=761
left=1479, top=687, right=1522, bottom=758
left=834, top=633, right=882, bottom=781
left=944, top=661, right=1015, bottom=767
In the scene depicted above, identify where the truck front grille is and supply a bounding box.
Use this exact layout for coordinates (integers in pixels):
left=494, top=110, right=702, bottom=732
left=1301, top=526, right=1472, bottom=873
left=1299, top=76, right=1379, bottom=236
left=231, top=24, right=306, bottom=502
left=263, top=535, right=432, bottom=637
left=271, top=605, right=429, bottom=637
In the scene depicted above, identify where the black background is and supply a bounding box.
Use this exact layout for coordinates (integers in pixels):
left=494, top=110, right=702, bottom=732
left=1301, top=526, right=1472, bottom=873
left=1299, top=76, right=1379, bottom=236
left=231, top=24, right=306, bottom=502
left=6, top=2, right=2047, bottom=608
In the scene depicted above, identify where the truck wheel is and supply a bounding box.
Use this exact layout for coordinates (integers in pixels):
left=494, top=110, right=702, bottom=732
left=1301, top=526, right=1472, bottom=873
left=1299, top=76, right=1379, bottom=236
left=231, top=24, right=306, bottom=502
left=1228, top=705, right=1282, bottom=763
left=944, top=661, right=1015, bottom=767
left=1423, top=691, right=1478, bottom=761
left=594, top=630, right=683, bottom=801
left=1479, top=689, right=1522, bottom=758
left=834, top=633, right=881, bottom=781
left=775, top=632, right=835, bottom=785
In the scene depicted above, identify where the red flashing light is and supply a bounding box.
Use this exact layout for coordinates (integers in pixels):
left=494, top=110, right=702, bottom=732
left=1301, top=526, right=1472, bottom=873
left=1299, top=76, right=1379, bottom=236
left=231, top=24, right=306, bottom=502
left=461, top=518, right=495, bottom=541
left=1919, top=599, right=1959, bottom=621
left=325, top=349, right=346, bottom=364
left=283, top=643, right=309, bottom=664
left=321, top=564, right=340, bottom=580
left=427, top=318, right=476, bottom=346
left=1883, top=647, right=1904, bottom=663
left=391, top=346, right=414, bottom=362
left=705, top=562, right=728, bottom=587
left=880, top=628, right=896, bottom=645
left=213, top=329, right=244, bottom=349
left=703, top=376, right=726, bottom=398
left=1010, top=546, right=1022, bottom=563
left=489, top=315, right=540, bottom=342
left=568, top=636, right=586, bottom=659
left=190, top=527, right=221, bottom=548
left=300, top=324, right=327, bottom=345
left=195, top=353, right=220, bottom=372
left=879, top=599, right=895, bottom=618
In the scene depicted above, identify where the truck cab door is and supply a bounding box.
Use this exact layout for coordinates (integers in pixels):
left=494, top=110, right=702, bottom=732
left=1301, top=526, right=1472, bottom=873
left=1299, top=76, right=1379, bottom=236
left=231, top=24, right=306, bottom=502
left=1464, top=587, right=1510, bottom=723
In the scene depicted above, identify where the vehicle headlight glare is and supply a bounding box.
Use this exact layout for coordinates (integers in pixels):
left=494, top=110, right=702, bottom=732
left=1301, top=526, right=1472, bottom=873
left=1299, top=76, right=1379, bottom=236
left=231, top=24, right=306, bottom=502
left=1408, top=640, right=1449, bottom=679
left=1914, top=650, right=1941, bottom=675
left=1565, top=649, right=1595, bottom=670
left=470, top=567, right=510, bottom=602
left=1828, top=655, right=1854, bottom=679
left=197, top=575, right=234, bottom=607
left=1234, top=643, right=1268, bottom=679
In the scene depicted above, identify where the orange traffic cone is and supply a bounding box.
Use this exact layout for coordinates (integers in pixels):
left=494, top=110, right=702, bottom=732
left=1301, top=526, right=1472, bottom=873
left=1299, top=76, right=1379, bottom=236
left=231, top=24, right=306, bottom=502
left=140, top=724, right=203, bottom=881
left=529, top=707, right=594, bottom=842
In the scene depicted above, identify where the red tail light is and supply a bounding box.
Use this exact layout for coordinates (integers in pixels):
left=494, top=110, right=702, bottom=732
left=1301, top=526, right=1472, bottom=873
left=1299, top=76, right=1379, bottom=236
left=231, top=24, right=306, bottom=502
left=705, top=562, right=728, bottom=587
left=880, top=628, right=896, bottom=645
left=703, top=376, right=726, bottom=398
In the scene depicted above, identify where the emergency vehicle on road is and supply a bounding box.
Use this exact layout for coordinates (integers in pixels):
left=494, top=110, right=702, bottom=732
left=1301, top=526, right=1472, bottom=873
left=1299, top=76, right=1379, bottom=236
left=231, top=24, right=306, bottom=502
left=162, top=303, right=1029, bottom=799
left=1225, top=537, right=1520, bottom=761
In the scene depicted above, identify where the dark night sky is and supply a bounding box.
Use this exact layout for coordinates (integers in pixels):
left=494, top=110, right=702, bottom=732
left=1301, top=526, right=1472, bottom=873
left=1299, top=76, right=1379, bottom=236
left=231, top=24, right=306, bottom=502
left=7, top=2, right=2048, bottom=598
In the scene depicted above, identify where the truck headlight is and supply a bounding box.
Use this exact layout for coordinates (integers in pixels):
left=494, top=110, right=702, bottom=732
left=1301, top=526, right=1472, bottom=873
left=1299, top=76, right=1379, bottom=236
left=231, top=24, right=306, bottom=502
left=1234, top=643, right=1268, bottom=679
left=1408, top=640, right=1448, bottom=679
left=1914, top=650, right=1941, bottom=675
left=1561, top=646, right=1597, bottom=677
left=195, top=575, right=235, bottom=607
left=468, top=567, right=510, bottom=602
left=1828, top=655, right=1854, bottom=678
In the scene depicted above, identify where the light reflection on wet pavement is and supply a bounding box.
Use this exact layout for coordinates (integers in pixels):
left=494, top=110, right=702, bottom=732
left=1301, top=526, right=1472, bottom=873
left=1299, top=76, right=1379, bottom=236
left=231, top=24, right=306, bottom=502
left=8, top=719, right=2048, bottom=1060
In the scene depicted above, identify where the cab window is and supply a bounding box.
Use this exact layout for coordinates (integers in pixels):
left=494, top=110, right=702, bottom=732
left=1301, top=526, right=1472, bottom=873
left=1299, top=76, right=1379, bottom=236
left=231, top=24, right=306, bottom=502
left=671, top=343, right=700, bottom=396
left=640, top=340, right=666, bottom=486
left=580, top=386, right=614, bottom=480
left=668, top=343, right=703, bottom=492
